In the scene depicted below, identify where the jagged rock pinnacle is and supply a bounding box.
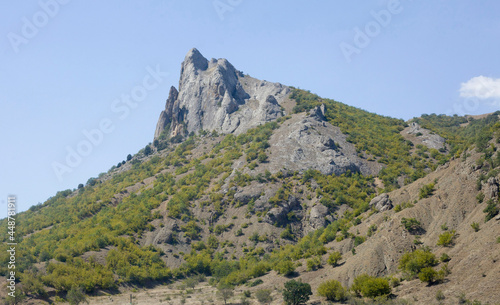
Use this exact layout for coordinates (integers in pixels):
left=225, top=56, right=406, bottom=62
left=154, top=49, right=290, bottom=139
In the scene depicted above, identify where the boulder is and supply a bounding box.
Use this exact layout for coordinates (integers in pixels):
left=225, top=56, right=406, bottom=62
left=369, top=193, right=393, bottom=211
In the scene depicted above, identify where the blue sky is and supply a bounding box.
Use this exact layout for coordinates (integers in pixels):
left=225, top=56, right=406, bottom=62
left=1, top=0, right=500, bottom=217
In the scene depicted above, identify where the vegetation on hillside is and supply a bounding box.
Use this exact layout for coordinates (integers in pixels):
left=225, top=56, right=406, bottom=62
left=1, top=89, right=499, bottom=303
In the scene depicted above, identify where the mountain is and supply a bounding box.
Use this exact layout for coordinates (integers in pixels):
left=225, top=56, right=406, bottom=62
left=1, top=49, right=499, bottom=305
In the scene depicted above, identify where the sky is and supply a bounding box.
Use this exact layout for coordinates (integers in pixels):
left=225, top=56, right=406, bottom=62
left=1, top=0, right=500, bottom=218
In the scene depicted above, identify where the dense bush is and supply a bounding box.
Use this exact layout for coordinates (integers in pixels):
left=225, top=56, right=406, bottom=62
left=483, top=199, right=499, bottom=221
left=419, top=182, right=435, bottom=199
left=327, top=251, right=342, bottom=266
left=317, top=280, right=347, bottom=301
left=351, top=274, right=391, bottom=299
left=282, top=280, right=312, bottom=305
left=399, top=248, right=437, bottom=277
left=401, top=217, right=422, bottom=234
left=437, top=230, right=456, bottom=247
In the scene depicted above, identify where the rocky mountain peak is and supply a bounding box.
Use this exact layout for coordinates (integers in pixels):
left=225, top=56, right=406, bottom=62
left=154, top=49, right=290, bottom=139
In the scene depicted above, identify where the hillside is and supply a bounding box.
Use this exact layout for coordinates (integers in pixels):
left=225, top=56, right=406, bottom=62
left=1, top=49, right=499, bottom=305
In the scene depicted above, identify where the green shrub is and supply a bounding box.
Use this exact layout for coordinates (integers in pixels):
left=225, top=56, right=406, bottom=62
left=437, top=230, right=456, bottom=247
left=317, top=280, right=347, bottom=302
left=440, top=253, right=451, bottom=262
left=282, top=280, right=312, bottom=305
left=351, top=274, right=391, bottom=299
left=436, top=290, right=445, bottom=301
left=483, top=199, right=499, bottom=222
left=274, top=260, right=295, bottom=276
left=419, top=182, right=435, bottom=199
left=471, top=222, right=480, bottom=232
left=255, top=289, right=272, bottom=304
left=249, top=279, right=264, bottom=287
left=389, top=277, right=400, bottom=288
left=67, top=286, right=87, bottom=305
left=401, top=217, right=422, bottom=234
left=280, top=225, right=294, bottom=240
left=181, top=221, right=202, bottom=240
left=418, top=267, right=438, bottom=284
left=367, top=224, right=377, bottom=237
left=476, top=192, right=485, bottom=203
left=306, top=257, right=321, bottom=271
left=398, top=248, right=438, bottom=277
left=353, top=235, right=366, bottom=247
left=327, top=251, right=342, bottom=266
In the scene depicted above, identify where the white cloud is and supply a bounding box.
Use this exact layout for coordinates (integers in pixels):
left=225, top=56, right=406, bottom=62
left=459, top=76, right=500, bottom=102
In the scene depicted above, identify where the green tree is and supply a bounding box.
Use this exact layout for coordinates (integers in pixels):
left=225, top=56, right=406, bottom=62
left=20, top=271, right=46, bottom=297
left=282, top=280, right=312, bottom=305
left=217, top=283, right=234, bottom=305
left=317, top=280, right=346, bottom=302
left=327, top=251, right=342, bottom=266
left=4, top=290, right=26, bottom=305
left=67, top=286, right=88, bottom=305
left=483, top=199, right=499, bottom=221
left=144, top=145, right=152, bottom=156
left=255, top=289, right=273, bottom=304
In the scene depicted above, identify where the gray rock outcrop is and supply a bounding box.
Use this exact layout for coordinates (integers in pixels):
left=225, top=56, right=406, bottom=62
left=369, top=193, right=393, bottom=211
left=483, top=177, right=499, bottom=201
left=152, top=222, right=178, bottom=245
left=233, top=186, right=263, bottom=205
left=264, top=196, right=301, bottom=226
left=154, top=48, right=290, bottom=139
left=305, top=204, right=329, bottom=233
left=267, top=107, right=383, bottom=176
left=402, top=122, right=446, bottom=150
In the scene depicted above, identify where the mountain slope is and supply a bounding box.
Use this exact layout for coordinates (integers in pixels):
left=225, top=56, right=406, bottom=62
left=1, top=49, right=499, bottom=304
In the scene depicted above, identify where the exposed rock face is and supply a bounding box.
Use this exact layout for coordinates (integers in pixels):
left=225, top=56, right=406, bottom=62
left=483, top=177, right=499, bottom=201
left=267, top=107, right=383, bottom=176
left=264, top=196, right=301, bottom=226
left=154, top=86, right=178, bottom=139
left=369, top=193, right=393, bottom=211
left=233, top=185, right=263, bottom=205
left=401, top=122, right=446, bottom=150
left=305, top=204, right=329, bottom=233
left=152, top=222, right=178, bottom=245
left=154, top=48, right=290, bottom=139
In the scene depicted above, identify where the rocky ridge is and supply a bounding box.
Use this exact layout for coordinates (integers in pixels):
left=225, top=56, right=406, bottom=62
left=154, top=48, right=290, bottom=139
